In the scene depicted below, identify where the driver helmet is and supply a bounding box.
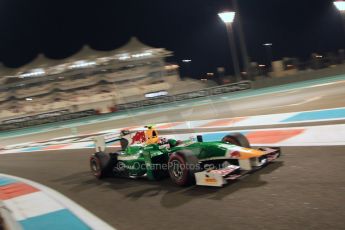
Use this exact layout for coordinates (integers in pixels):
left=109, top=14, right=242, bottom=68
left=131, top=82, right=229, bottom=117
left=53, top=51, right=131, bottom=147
left=168, top=139, right=178, bottom=148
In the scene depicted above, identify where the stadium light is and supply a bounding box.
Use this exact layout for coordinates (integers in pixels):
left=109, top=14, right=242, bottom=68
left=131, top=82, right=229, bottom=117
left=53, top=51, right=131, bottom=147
left=132, top=51, right=152, bottom=58
left=145, top=91, right=168, bottom=98
left=118, top=54, right=131, bottom=61
left=218, top=12, right=236, bottom=24
left=263, top=43, right=273, bottom=72
left=334, top=1, right=345, bottom=11
left=19, top=68, right=46, bottom=78
left=69, top=61, right=96, bottom=69
left=182, top=59, right=192, bottom=63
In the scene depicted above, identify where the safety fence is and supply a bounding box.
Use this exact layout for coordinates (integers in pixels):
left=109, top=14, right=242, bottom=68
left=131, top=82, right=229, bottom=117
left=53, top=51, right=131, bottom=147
left=116, top=81, right=252, bottom=110
left=0, top=81, right=252, bottom=131
left=0, top=110, right=97, bottom=131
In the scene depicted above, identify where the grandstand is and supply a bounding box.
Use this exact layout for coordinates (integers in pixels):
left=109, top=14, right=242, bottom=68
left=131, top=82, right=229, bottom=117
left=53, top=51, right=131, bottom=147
left=0, top=37, right=207, bottom=122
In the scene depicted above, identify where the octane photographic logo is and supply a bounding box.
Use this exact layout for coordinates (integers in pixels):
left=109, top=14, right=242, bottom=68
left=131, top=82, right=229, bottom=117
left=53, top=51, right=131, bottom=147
left=149, top=162, right=202, bottom=171
left=114, top=162, right=202, bottom=171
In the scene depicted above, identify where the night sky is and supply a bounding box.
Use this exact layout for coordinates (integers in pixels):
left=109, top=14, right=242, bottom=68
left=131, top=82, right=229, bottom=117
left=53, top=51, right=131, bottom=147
left=0, top=0, right=343, bottom=76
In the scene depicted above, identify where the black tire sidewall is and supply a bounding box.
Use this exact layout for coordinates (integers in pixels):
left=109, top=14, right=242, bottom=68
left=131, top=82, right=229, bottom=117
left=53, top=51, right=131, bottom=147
left=90, top=152, right=115, bottom=179
left=222, top=133, right=251, bottom=148
left=222, top=136, right=241, bottom=146
left=168, top=154, right=190, bottom=186
left=90, top=156, right=103, bottom=179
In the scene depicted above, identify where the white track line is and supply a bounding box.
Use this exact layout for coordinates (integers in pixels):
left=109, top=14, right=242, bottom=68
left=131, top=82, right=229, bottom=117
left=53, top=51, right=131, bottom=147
left=0, top=173, right=115, bottom=230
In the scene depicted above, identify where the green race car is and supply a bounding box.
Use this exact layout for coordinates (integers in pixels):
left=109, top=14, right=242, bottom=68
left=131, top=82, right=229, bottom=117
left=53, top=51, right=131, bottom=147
left=90, top=127, right=281, bottom=187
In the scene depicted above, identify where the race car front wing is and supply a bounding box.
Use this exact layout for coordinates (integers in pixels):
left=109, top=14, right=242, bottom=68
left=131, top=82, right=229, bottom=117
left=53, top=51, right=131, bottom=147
left=195, top=147, right=281, bottom=187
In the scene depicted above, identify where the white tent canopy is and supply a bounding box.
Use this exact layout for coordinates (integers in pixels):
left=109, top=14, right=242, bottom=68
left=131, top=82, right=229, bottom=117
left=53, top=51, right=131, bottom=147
left=0, top=37, right=171, bottom=79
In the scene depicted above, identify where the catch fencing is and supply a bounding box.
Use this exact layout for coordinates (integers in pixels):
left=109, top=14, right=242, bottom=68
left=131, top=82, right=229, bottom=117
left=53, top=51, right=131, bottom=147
left=0, top=81, right=252, bottom=131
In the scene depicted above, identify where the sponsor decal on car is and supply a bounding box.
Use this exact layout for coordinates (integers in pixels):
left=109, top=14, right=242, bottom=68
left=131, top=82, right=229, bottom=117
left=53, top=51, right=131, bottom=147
left=117, top=155, right=141, bottom=161
left=204, top=178, right=218, bottom=184
left=131, top=131, right=147, bottom=144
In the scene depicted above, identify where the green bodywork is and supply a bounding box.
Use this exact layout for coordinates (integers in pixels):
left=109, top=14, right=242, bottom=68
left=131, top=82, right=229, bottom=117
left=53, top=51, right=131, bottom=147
left=117, top=141, right=232, bottom=180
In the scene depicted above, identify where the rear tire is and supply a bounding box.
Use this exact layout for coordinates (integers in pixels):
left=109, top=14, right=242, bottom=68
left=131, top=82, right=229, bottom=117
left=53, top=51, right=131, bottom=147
left=222, top=133, right=251, bottom=148
left=90, top=152, right=117, bottom=179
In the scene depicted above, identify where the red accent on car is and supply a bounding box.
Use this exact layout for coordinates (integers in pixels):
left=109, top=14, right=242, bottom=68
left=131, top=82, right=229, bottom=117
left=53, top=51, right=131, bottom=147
left=231, top=151, right=241, bottom=158
left=131, top=131, right=147, bottom=144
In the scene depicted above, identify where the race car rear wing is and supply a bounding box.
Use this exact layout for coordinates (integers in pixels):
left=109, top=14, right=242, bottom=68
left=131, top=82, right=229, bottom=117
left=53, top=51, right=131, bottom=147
left=94, top=134, right=123, bottom=152
left=94, top=136, right=106, bottom=152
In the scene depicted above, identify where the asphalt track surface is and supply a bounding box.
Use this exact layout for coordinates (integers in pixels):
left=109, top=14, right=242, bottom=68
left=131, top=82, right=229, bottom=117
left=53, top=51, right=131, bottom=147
left=1, top=78, right=345, bottom=146
left=0, top=147, right=345, bottom=230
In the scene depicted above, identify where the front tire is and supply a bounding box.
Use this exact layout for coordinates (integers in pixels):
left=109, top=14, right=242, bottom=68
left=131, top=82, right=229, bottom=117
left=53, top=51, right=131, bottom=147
left=222, top=133, right=251, bottom=148
left=168, top=151, right=200, bottom=186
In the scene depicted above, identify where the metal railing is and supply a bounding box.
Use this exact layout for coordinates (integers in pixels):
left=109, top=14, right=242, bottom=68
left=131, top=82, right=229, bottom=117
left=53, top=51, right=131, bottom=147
left=0, top=81, right=252, bottom=131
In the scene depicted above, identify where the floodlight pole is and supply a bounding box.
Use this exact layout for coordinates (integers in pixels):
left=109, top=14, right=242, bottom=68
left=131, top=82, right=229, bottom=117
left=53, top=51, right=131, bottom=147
left=219, top=11, right=241, bottom=82
left=334, top=1, right=345, bottom=35
left=233, top=0, right=251, bottom=78
left=226, top=24, right=241, bottom=82
left=263, top=43, right=273, bottom=72
left=338, top=12, right=345, bottom=34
